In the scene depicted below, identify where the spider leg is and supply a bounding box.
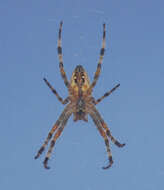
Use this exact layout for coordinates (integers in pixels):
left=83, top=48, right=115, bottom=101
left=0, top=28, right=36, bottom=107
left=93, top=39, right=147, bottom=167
left=43, top=78, right=69, bottom=104
left=89, top=109, right=113, bottom=169
left=57, top=21, right=70, bottom=88
left=94, top=84, right=120, bottom=105
left=101, top=121, right=125, bottom=148
left=43, top=110, right=71, bottom=169
left=89, top=23, right=106, bottom=91
left=92, top=107, right=125, bottom=147
left=34, top=122, right=59, bottom=160
left=34, top=105, right=72, bottom=160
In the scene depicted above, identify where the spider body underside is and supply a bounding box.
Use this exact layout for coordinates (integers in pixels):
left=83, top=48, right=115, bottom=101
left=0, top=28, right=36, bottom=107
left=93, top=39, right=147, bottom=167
left=35, top=21, right=125, bottom=170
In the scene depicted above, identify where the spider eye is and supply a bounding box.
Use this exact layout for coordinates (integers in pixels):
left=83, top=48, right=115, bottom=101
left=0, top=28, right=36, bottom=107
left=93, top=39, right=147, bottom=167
left=81, top=75, right=85, bottom=83
left=74, top=76, right=77, bottom=83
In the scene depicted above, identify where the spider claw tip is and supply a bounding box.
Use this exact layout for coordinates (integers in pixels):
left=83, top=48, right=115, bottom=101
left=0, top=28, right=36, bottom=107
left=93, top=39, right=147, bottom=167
left=102, top=158, right=113, bottom=170
left=44, top=165, right=50, bottom=170
left=34, top=155, right=39, bottom=159
left=102, top=165, right=111, bottom=170
left=43, top=162, right=50, bottom=169
left=43, top=157, right=50, bottom=169
left=121, top=143, right=126, bottom=147
left=102, top=163, right=112, bottom=170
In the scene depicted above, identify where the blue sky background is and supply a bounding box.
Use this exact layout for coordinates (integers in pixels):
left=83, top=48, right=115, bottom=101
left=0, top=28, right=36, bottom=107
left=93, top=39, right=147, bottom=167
left=0, top=0, right=164, bottom=189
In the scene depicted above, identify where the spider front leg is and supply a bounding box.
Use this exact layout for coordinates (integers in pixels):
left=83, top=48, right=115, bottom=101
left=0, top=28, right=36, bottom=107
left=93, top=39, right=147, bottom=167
left=94, top=84, right=120, bottom=105
left=57, top=21, right=70, bottom=88
left=89, top=23, right=106, bottom=91
left=43, top=78, right=69, bottom=104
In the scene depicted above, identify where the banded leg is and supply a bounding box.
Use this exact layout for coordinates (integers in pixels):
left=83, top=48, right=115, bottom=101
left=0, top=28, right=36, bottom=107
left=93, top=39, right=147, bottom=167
left=34, top=121, right=59, bottom=159
left=101, top=121, right=125, bottom=148
left=94, top=84, right=120, bottom=105
left=43, top=111, right=71, bottom=169
left=34, top=104, right=72, bottom=160
left=92, top=106, right=125, bottom=147
left=89, top=23, right=106, bottom=91
left=89, top=111, right=113, bottom=169
left=57, top=21, right=70, bottom=88
left=43, top=78, right=69, bottom=104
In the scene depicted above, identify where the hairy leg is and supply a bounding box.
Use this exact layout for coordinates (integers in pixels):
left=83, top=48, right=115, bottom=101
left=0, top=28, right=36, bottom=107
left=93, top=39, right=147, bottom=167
left=43, top=78, right=69, bottom=104
left=89, top=110, right=113, bottom=169
left=92, top=106, right=125, bottom=147
left=34, top=105, right=72, bottom=160
left=101, top=122, right=125, bottom=147
left=89, top=23, right=106, bottom=91
left=43, top=111, right=71, bottom=169
left=57, top=21, right=70, bottom=88
left=94, top=84, right=120, bottom=105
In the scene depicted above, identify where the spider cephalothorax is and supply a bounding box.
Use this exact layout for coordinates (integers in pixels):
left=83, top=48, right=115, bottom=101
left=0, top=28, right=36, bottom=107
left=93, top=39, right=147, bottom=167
left=70, top=65, right=90, bottom=95
left=70, top=65, right=90, bottom=122
left=35, top=21, right=125, bottom=170
left=70, top=65, right=90, bottom=121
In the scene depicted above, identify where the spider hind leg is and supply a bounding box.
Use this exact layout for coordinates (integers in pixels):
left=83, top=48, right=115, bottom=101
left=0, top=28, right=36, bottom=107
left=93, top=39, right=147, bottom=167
left=42, top=107, right=72, bottom=169
left=89, top=111, right=114, bottom=169
left=102, top=123, right=125, bottom=148
left=102, top=138, right=114, bottom=169
left=43, top=125, right=66, bottom=169
left=43, top=139, right=55, bottom=169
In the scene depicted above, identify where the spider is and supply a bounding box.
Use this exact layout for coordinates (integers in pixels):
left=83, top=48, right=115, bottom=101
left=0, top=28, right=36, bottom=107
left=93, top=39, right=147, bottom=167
left=35, top=21, right=125, bottom=170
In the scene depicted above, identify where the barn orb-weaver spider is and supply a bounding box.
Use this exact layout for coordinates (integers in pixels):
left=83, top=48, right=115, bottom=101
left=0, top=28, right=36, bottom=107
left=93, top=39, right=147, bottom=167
left=35, top=21, right=125, bottom=169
